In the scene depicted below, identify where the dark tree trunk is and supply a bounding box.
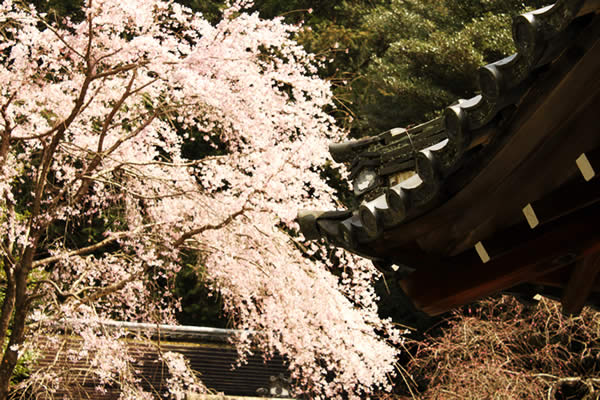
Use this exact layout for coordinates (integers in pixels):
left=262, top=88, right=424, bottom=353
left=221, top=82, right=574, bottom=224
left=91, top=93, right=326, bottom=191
left=0, top=261, right=16, bottom=354
left=0, top=248, right=34, bottom=398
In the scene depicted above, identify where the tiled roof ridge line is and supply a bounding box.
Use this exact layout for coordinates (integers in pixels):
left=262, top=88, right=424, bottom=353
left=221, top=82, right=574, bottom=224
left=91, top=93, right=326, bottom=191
left=298, top=0, right=598, bottom=256
left=49, top=319, right=254, bottom=341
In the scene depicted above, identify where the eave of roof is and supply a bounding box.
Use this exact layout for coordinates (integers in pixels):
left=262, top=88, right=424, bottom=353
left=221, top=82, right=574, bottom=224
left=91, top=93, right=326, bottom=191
left=298, top=0, right=600, bottom=261
left=297, top=0, right=600, bottom=316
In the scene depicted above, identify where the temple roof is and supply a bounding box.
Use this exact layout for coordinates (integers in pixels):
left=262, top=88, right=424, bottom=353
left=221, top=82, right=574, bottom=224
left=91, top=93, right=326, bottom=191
left=298, top=0, right=600, bottom=316
left=31, top=322, right=289, bottom=399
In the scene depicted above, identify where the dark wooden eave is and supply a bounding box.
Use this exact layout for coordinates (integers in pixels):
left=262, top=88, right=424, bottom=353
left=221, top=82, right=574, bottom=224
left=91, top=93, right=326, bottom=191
left=298, top=0, right=600, bottom=316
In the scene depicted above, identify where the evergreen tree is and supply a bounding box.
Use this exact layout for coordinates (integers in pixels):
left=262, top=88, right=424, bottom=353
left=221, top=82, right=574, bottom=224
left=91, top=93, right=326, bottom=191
left=351, top=0, right=551, bottom=135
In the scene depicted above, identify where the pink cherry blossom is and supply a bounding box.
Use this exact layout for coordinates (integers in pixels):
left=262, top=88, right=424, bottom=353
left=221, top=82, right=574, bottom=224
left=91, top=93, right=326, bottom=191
left=0, top=0, right=400, bottom=398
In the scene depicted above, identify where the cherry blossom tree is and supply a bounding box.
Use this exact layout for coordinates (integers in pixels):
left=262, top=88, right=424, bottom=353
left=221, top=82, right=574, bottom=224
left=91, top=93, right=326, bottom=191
left=0, top=0, right=400, bottom=398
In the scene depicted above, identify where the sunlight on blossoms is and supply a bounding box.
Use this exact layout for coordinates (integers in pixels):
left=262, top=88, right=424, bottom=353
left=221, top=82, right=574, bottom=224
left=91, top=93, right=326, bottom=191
left=0, top=0, right=401, bottom=398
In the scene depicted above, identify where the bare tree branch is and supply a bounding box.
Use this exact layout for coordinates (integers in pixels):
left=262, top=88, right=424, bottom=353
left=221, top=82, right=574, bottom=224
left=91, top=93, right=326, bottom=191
left=81, top=175, right=198, bottom=200
left=0, top=91, right=16, bottom=165
left=97, top=68, right=138, bottom=152
left=173, top=206, right=249, bottom=248
left=32, top=234, right=122, bottom=268
left=90, top=63, right=139, bottom=81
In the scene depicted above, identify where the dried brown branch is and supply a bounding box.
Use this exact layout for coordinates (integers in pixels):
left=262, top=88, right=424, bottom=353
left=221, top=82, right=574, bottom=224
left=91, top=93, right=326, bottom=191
left=400, top=296, right=600, bottom=399
left=173, top=206, right=249, bottom=248
left=32, top=234, right=122, bottom=268
left=98, top=68, right=138, bottom=152
left=81, top=175, right=197, bottom=200
left=0, top=91, right=17, bottom=164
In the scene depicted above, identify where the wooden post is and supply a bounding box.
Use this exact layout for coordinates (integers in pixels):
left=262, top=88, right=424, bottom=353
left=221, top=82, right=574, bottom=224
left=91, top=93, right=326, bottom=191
left=561, top=252, right=600, bottom=315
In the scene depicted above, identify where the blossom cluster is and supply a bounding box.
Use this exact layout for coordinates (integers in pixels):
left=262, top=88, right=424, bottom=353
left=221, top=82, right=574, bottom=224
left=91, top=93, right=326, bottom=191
left=0, top=0, right=400, bottom=398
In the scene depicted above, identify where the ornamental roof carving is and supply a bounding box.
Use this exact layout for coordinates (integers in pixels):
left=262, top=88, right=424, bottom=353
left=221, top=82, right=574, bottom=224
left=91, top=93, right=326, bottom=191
left=298, top=0, right=600, bottom=316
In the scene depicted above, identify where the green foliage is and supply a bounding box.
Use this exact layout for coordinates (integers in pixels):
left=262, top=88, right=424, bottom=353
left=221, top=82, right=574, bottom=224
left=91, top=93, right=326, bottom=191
left=292, top=1, right=387, bottom=133
left=29, top=0, right=85, bottom=21
left=8, top=344, right=35, bottom=385
left=350, top=0, right=551, bottom=135
left=174, top=263, right=229, bottom=328
left=246, top=0, right=551, bottom=136
left=176, top=0, right=225, bottom=24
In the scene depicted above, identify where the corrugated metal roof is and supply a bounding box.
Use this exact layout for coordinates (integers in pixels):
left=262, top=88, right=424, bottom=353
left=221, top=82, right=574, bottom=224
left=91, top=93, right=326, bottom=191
left=29, top=323, right=289, bottom=399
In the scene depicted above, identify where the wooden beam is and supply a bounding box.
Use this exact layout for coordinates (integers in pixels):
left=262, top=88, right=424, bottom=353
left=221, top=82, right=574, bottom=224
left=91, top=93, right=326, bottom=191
left=372, top=22, right=600, bottom=258
left=531, top=265, right=575, bottom=288
left=531, top=264, right=600, bottom=291
left=383, top=156, right=600, bottom=264
left=522, top=174, right=600, bottom=228
left=561, top=253, right=600, bottom=315
left=399, top=202, right=600, bottom=315
left=459, top=173, right=600, bottom=263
